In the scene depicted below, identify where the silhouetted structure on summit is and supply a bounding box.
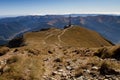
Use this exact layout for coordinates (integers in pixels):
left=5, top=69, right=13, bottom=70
left=68, top=15, right=72, bottom=26
left=64, top=15, right=72, bottom=29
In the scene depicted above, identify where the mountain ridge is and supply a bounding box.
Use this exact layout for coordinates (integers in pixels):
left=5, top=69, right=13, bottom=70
left=0, top=14, right=120, bottom=45
left=0, top=25, right=119, bottom=80
left=24, top=25, right=113, bottom=48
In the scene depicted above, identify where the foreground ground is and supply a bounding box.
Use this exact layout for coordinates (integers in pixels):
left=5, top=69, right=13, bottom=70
left=0, top=26, right=120, bottom=80
left=0, top=45, right=120, bottom=80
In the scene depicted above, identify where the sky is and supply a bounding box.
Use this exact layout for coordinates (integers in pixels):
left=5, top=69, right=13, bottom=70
left=0, top=0, right=120, bottom=16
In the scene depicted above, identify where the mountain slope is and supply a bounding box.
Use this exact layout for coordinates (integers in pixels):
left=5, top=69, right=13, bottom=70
left=0, top=16, right=54, bottom=40
left=75, top=15, right=120, bottom=44
left=24, top=25, right=113, bottom=48
left=0, top=25, right=119, bottom=80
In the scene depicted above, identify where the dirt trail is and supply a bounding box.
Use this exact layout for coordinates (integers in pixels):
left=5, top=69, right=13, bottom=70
left=57, top=27, right=72, bottom=45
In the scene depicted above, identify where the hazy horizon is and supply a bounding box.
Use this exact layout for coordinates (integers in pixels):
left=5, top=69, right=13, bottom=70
left=0, top=13, right=120, bottom=18
left=0, top=0, right=120, bottom=16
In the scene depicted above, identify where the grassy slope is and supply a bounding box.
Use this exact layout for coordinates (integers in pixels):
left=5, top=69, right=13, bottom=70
left=61, top=26, right=112, bottom=47
left=0, top=26, right=119, bottom=80
left=24, top=25, right=113, bottom=48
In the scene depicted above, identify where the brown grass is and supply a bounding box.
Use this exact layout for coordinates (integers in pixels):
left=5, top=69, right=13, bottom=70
left=0, top=51, right=45, bottom=80
left=94, top=46, right=120, bottom=60
left=24, top=26, right=112, bottom=48
left=0, top=47, right=9, bottom=56
left=61, top=26, right=112, bottom=47
left=88, top=56, right=120, bottom=70
left=0, top=26, right=115, bottom=79
left=99, top=61, right=120, bottom=75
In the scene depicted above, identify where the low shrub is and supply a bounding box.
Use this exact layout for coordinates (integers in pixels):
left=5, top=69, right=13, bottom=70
left=7, top=37, right=25, bottom=48
left=94, top=46, right=120, bottom=60
left=0, top=47, right=9, bottom=56
left=7, top=56, right=18, bottom=64
left=99, top=62, right=119, bottom=75
left=26, top=48, right=40, bottom=55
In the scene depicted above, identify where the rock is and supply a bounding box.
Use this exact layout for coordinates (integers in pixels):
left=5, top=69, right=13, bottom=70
left=52, top=70, right=63, bottom=75
left=105, top=75, right=112, bottom=78
left=112, top=76, right=119, bottom=80
left=62, top=72, right=67, bottom=76
left=54, top=58, right=62, bottom=62
left=0, top=60, right=7, bottom=65
left=27, top=49, right=40, bottom=55
left=13, top=49, right=19, bottom=52
left=48, top=50, right=53, bottom=54
left=74, top=71, right=83, bottom=78
left=92, top=66, right=99, bottom=70
left=0, top=64, right=7, bottom=75
left=76, top=76, right=84, bottom=80
left=86, top=70, right=90, bottom=73
left=66, top=66, right=73, bottom=70
left=0, top=61, right=4, bottom=65
left=58, top=69, right=64, bottom=72
left=72, top=50, right=80, bottom=54
left=67, top=62, right=71, bottom=66
left=3, top=65, right=10, bottom=72
left=90, top=72, right=96, bottom=77
left=83, top=69, right=90, bottom=74
left=43, top=58, right=48, bottom=61
left=42, top=75, right=50, bottom=80
left=104, top=79, right=109, bottom=80
left=51, top=72, right=56, bottom=76
left=53, top=71, right=58, bottom=74
left=50, top=77, right=57, bottom=80
left=115, top=78, right=119, bottom=80
left=42, top=75, right=47, bottom=78
left=99, top=63, right=120, bottom=75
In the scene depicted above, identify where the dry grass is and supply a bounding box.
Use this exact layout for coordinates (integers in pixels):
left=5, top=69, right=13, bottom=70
left=24, top=26, right=113, bottom=48
left=94, top=45, right=120, bottom=60
left=0, top=47, right=9, bottom=56
left=88, top=56, right=120, bottom=71
left=7, top=56, right=18, bottom=64
left=0, top=26, right=116, bottom=79
left=99, top=61, right=120, bottom=75
left=0, top=50, right=45, bottom=80
left=61, top=26, right=112, bottom=47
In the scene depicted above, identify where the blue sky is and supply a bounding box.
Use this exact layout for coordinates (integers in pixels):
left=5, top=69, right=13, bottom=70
left=0, top=0, right=120, bottom=16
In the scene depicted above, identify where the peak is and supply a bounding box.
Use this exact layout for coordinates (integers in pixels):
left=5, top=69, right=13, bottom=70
left=24, top=25, right=113, bottom=48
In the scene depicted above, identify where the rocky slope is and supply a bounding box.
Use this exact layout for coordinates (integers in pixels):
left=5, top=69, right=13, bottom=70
left=0, top=26, right=119, bottom=80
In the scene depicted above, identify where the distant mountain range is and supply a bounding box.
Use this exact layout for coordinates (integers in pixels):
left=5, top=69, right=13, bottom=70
left=0, top=14, right=120, bottom=45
